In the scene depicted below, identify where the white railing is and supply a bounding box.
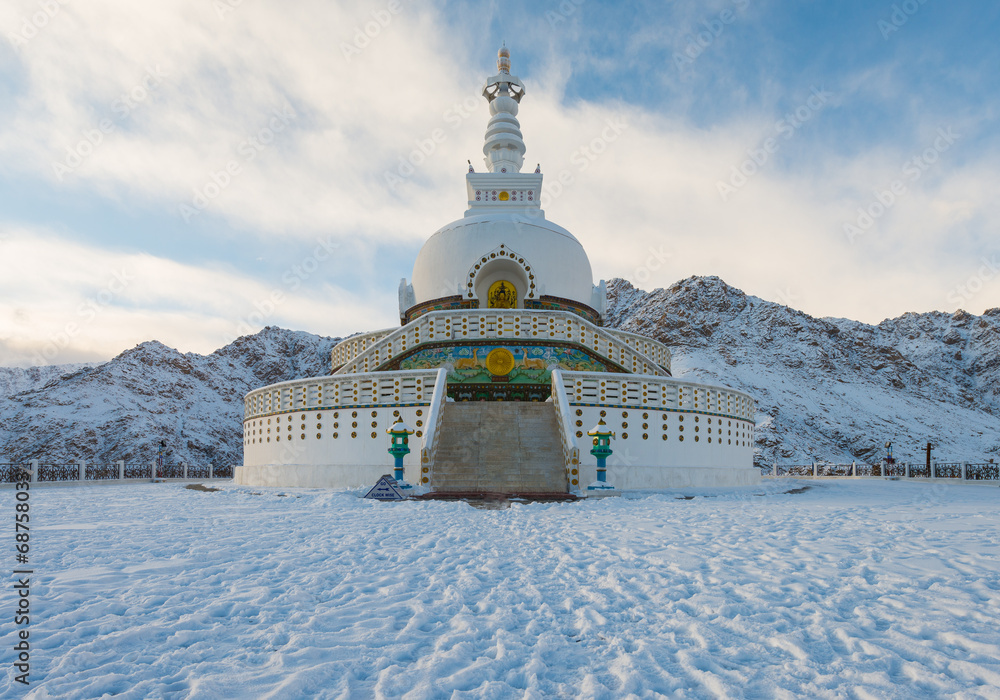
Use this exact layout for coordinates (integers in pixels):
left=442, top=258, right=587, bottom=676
left=330, top=320, right=672, bottom=374
left=550, top=370, right=581, bottom=491
left=330, top=328, right=395, bottom=368
left=419, top=368, right=449, bottom=486
left=333, top=310, right=670, bottom=379
left=604, top=328, right=672, bottom=371
left=245, top=369, right=441, bottom=420
left=558, top=371, right=755, bottom=421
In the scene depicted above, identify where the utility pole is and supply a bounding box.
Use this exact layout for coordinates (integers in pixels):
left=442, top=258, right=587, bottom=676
left=925, top=442, right=933, bottom=473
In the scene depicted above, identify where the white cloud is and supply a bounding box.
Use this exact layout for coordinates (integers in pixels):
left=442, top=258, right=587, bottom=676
left=0, top=226, right=393, bottom=366
left=1, top=0, right=998, bottom=369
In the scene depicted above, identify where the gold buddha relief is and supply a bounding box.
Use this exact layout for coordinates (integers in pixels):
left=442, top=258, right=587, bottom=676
left=488, top=280, right=517, bottom=309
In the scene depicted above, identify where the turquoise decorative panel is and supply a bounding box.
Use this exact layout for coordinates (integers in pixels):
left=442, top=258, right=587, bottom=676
left=396, top=343, right=615, bottom=385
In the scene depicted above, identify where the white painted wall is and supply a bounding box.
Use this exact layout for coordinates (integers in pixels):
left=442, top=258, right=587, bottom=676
left=570, top=405, right=759, bottom=489
left=241, top=404, right=427, bottom=488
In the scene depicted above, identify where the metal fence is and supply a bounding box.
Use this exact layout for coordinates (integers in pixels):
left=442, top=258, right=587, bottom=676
left=0, top=461, right=233, bottom=485
left=763, top=461, right=999, bottom=482
left=967, top=463, right=999, bottom=480
left=855, top=463, right=882, bottom=477
left=85, top=464, right=118, bottom=481
left=37, top=464, right=79, bottom=482
left=884, top=462, right=906, bottom=478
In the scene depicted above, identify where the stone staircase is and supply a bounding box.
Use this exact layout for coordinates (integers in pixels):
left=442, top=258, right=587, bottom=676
left=431, top=402, right=569, bottom=494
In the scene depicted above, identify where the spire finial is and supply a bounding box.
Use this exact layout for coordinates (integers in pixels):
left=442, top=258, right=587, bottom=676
left=497, top=43, right=511, bottom=74
left=481, top=45, right=526, bottom=173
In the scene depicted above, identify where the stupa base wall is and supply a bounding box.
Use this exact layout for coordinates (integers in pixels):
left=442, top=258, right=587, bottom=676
left=239, top=358, right=759, bottom=492
left=234, top=462, right=759, bottom=490
left=235, top=463, right=404, bottom=489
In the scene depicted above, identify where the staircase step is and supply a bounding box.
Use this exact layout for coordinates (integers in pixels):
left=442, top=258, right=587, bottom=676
left=430, top=402, right=569, bottom=495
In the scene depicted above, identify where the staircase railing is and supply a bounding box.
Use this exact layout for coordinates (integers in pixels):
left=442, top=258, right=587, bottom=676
left=419, top=368, right=449, bottom=487
left=550, top=369, right=581, bottom=492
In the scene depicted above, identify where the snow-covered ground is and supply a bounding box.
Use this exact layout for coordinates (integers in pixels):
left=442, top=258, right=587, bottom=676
left=4, top=480, right=1000, bottom=699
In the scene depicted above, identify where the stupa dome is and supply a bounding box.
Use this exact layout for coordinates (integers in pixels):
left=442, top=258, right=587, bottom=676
left=409, top=211, right=596, bottom=314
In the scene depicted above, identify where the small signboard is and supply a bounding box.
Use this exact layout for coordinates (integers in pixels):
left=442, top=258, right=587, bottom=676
left=364, top=474, right=406, bottom=501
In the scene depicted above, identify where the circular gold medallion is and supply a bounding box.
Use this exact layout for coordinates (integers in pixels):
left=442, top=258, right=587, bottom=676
left=498, top=191, right=510, bottom=201
left=486, top=348, right=515, bottom=376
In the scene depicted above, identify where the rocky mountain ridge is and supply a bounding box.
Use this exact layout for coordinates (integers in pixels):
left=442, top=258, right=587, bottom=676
left=0, top=328, right=341, bottom=468
left=1, top=276, right=996, bottom=467
left=606, top=276, right=999, bottom=465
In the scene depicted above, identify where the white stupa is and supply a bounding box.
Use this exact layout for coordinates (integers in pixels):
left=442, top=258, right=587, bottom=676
left=236, top=47, right=758, bottom=493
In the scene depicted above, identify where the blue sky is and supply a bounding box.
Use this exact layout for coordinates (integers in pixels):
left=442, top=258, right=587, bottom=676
left=1, top=0, right=998, bottom=366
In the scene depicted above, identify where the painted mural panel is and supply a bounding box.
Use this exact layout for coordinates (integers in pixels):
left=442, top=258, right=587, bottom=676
left=397, top=343, right=614, bottom=385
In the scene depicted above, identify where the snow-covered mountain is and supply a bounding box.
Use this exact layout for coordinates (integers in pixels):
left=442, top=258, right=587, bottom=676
left=0, top=363, right=99, bottom=398
left=606, top=276, right=1000, bottom=466
left=0, top=328, right=341, bottom=468
left=2, top=276, right=997, bottom=468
